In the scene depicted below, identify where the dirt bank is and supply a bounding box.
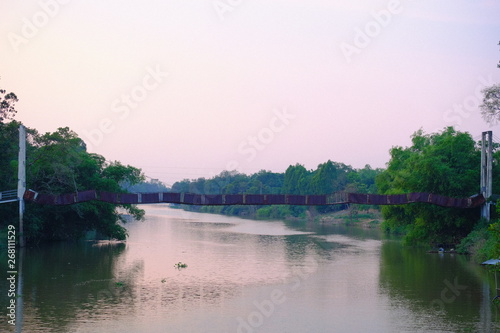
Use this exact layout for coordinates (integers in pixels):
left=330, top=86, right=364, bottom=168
left=316, top=208, right=382, bottom=229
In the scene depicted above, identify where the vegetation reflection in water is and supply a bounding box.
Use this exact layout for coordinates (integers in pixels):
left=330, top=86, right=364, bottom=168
left=379, top=241, right=499, bottom=332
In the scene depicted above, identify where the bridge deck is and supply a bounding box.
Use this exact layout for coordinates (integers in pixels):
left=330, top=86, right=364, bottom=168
left=23, top=190, right=485, bottom=209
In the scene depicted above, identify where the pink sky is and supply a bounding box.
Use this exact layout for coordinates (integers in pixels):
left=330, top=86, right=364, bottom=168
left=1, top=0, right=499, bottom=185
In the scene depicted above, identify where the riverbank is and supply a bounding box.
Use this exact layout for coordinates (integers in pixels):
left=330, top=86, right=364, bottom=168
left=181, top=204, right=384, bottom=230
left=315, top=208, right=382, bottom=228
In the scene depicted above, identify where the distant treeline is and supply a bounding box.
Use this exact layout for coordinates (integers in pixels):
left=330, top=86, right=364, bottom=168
left=124, top=178, right=170, bottom=193
left=170, top=161, right=383, bottom=219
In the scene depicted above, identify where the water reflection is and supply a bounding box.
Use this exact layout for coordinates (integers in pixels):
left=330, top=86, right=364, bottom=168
left=379, top=240, right=500, bottom=332
left=0, top=241, right=129, bottom=332
left=2, top=206, right=499, bottom=332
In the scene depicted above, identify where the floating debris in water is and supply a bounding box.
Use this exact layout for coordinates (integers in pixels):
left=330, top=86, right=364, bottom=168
left=174, top=262, right=188, bottom=269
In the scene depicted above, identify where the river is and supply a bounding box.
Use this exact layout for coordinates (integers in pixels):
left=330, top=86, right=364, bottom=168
left=1, top=205, right=499, bottom=332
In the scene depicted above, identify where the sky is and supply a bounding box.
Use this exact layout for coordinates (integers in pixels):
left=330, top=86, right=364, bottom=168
left=1, top=0, right=499, bottom=186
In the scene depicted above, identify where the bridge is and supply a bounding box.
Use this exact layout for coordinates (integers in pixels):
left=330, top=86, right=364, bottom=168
left=0, top=189, right=18, bottom=204
left=2, top=125, right=495, bottom=247
left=21, top=189, right=486, bottom=209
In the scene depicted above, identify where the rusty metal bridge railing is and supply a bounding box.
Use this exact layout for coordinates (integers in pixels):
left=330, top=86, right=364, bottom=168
left=22, top=190, right=486, bottom=209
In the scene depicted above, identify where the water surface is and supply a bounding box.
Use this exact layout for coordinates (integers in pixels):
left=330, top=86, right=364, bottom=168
left=1, top=205, right=499, bottom=332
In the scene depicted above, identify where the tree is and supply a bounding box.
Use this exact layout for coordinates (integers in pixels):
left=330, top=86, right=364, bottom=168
left=479, top=41, right=500, bottom=124
left=0, top=81, right=146, bottom=243
left=480, top=84, right=500, bottom=125
left=0, top=124, right=146, bottom=242
left=310, top=160, right=354, bottom=194
left=282, top=164, right=310, bottom=195
left=310, top=161, right=336, bottom=194
left=376, top=127, right=485, bottom=245
left=248, top=170, right=283, bottom=195
left=27, top=128, right=145, bottom=241
left=0, top=78, right=18, bottom=123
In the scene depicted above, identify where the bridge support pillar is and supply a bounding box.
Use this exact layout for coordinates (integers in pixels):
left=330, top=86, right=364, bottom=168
left=18, top=125, right=26, bottom=247
left=480, top=131, right=493, bottom=221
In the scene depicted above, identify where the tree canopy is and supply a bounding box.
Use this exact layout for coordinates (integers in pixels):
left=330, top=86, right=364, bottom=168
left=0, top=121, right=145, bottom=243
left=376, top=127, right=499, bottom=245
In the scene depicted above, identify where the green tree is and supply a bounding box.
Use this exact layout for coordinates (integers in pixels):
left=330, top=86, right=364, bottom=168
left=171, top=179, right=192, bottom=193
left=0, top=121, right=25, bottom=230
left=0, top=125, right=145, bottom=242
left=0, top=80, right=20, bottom=224
left=247, top=170, right=284, bottom=195
left=356, top=165, right=383, bottom=193
left=282, top=164, right=310, bottom=195
left=0, top=83, right=146, bottom=243
left=376, top=127, right=483, bottom=245
left=310, top=160, right=338, bottom=194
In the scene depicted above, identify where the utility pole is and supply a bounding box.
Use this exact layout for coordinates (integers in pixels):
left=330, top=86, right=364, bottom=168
left=17, top=125, right=26, bottom=247
left=480, top=131, right=493, bottom=221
